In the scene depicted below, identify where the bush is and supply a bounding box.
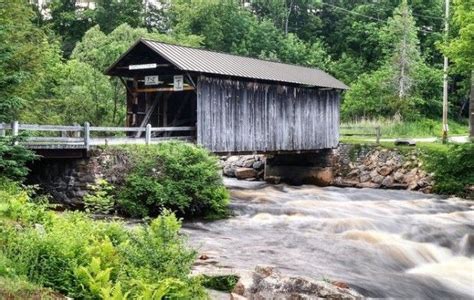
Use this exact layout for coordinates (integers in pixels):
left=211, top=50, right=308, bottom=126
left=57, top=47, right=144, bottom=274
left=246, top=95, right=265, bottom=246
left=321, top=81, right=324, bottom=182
left=117, top=142, right=229, bottom=219
left=84, top=179, right=115, bottom=214
left=0, top=179, right=207, bottom=298
left=0, top=136, right=37, bottom=181
left=423, top=143, right=474, bottom=197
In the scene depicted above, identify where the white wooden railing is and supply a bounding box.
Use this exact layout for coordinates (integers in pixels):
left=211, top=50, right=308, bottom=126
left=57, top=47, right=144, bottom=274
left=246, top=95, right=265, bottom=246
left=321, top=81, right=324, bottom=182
left=0, top=121, right=196, bottom=150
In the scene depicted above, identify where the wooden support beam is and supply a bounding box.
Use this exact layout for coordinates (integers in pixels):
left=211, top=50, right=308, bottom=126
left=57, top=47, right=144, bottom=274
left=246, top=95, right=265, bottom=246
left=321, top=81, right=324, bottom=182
left=132, top=86, right=195, bottom=93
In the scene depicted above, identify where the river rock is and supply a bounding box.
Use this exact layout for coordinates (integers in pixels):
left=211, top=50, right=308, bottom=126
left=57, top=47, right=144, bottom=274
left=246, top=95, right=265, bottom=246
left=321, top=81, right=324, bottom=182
left=242, top=158, right=256, bottom=168
left=381, top=176, right=394, bottom=187
left=233, top=266, right=362, bottom=300
left=372, top=174, right=384, bottom=185
left=223, top=165, right=236, bottom=177
left=378, top=166, right=393, bottom=176
left=252, top=160, right=264, bottom=170
left=393, top=170, right=405, bottom=182
left=359, top=172, right=371, bottom=183
left=235, top=168, right=257, bottom=179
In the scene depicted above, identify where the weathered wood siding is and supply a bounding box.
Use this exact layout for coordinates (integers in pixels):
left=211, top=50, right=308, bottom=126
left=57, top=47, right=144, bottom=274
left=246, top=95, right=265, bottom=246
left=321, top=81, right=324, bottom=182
left=197, top=76, right=340, bottom=153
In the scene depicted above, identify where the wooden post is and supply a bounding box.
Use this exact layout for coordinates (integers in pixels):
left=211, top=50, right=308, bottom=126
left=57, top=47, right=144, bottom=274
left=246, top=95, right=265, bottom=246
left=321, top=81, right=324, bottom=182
left=145, top=124, right=151, bottom=145
left=84, top=122, right=90, bottom=151
left=12, top=121, right=19, bottom=136
left=0, top=123, right=5, bottom=137
left=12, top=121, right=19, bottom=145
left=73, top=123, right=81, bottom=138
left=375, top=126, right=381, bottom=144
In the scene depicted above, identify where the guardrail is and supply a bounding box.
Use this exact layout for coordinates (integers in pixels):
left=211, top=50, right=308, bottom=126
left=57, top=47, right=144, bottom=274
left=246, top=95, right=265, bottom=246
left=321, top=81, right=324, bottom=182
left=0, top=121, right=196, bottom=150
left=340, top=125, right=381, bottom=144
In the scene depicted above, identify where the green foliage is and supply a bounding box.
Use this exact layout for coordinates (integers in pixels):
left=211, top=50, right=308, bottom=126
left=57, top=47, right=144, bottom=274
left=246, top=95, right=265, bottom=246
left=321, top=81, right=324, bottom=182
left=117, top=142, right=229, bottom=219
left=0, top=182, right=206, bottom=298
left=443, top=0, right=474, bottom=73
left=423, top=143, right=474, bottom=197
left=84, top=179, right=115, bottom=214
left=202, top=274, right=239, bottom=292
left=0, top=0, right=62, bottom=122
left=0, top=137, right=37, bottom=181
left=342, top=0, right=442, bottom=121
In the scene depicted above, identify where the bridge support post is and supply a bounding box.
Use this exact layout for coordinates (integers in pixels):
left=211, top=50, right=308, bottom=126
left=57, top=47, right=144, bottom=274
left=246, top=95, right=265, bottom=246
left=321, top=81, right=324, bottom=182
left=0, top=123, right=5, bottom=137
left=145, top=124, right=151, bottom=145
left=84, top=122, right=90, bottom=151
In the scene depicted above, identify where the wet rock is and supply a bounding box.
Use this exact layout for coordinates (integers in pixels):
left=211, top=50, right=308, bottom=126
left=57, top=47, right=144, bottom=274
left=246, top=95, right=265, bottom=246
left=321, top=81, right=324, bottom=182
left=234, top=168, right=257, bottom=180
left=223, top=165, right=236, bottom=177
left=381, top=176, right=394, bottom=188
left=233, top=266, right=362, bottom=299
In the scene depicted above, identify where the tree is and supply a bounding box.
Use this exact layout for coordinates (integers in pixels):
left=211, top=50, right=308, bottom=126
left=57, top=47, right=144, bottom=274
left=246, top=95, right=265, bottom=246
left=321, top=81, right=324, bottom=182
left=0, top=0, right=62, bottom=122
left=343, top=1, right=443, bottom=121
left=46, top=0, right=95, bottom=56
left=94, top=0, right=145, bottom=34
left=443, top=0, right=474, bottom=137
left=380, top=0, right=422, bottom=107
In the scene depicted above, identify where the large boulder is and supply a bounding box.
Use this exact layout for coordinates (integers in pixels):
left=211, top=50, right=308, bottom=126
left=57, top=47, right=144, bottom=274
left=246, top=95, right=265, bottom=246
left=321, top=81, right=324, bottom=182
left=234, top=168, right=258, bottom=180
left=233, top=266, right=362, bottom=300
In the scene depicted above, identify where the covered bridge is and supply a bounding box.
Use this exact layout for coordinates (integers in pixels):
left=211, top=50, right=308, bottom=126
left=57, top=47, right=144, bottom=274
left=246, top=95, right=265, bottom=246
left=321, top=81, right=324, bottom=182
left=106, top=39, right=348, bottom=153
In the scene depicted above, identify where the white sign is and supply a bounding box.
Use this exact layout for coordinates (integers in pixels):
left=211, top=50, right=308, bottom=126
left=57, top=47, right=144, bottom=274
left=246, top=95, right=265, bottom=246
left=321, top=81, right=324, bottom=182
left=173, top=75, right=184, bottom=91
left=145, top=75, right=159, bottom=86
left=129, top=63, right=157, bottom=70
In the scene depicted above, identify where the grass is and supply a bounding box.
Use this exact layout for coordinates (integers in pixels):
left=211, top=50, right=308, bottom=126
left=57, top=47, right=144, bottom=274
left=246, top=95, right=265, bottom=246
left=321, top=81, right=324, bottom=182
left=0, top=277, right=65, bottom=299
left=341, top=118, right=468, bottom=138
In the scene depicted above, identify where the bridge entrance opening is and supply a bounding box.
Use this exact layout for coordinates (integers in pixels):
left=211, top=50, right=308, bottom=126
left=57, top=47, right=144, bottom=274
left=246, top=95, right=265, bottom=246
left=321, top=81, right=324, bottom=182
left=124, top=74, right=197, bottom=139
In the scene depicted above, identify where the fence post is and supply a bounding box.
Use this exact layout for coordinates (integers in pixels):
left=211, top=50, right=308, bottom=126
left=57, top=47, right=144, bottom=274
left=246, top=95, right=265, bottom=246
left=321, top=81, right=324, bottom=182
left=11, top=121, right=19, bottom=145
left=145, top=124, right=151, bottom=145
left=12, top=121, right=19, bottom=136
left=375, top=126, right=381, bottom=144
left=0, top=123, right=5, bottom=137
left=84, top=122, right=90, bottom=151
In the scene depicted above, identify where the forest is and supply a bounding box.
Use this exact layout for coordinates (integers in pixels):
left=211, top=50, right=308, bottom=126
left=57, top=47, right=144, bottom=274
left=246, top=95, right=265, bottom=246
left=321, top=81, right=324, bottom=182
left=1, top=0, right=472, bottom=134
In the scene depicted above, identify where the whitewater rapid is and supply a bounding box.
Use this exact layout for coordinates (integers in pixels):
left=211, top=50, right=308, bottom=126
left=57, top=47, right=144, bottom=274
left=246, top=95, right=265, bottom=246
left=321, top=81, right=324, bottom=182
left=183, top=178, right=474, bottom=299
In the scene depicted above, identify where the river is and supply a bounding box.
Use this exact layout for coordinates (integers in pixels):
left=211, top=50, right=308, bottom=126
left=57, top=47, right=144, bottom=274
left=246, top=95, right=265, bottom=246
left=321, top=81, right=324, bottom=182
left=183, top=178, right=474, bottom=299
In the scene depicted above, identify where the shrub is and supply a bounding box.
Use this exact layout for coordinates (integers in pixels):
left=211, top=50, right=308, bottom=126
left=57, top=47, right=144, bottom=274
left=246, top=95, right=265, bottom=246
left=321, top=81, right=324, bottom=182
left=0, top=180, right=207, bottom=298
left=202, top=274, right=239, bottom=292
left=423, top=143, right=474, bottom=197
left=84, top=179, right=115, bottom=214
left=117, top=142, right=229, bottom=219
left=0, top=136, right=37, bottom=181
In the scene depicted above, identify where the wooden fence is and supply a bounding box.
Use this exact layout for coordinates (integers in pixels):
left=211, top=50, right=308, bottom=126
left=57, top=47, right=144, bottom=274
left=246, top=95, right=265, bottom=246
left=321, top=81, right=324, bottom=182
left=340, top=125, right=381, bottom=143
left=0, top=121, right=196, bottom=150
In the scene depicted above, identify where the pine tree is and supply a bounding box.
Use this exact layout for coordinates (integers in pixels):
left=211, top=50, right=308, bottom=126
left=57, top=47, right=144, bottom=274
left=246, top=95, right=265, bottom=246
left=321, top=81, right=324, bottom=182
left=382, top=0, right=422, bottom=107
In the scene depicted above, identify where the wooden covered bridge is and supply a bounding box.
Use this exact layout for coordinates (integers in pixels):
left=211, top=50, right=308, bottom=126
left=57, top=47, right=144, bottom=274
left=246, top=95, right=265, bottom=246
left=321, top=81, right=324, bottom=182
left=2, top=39, right=348, bottom=156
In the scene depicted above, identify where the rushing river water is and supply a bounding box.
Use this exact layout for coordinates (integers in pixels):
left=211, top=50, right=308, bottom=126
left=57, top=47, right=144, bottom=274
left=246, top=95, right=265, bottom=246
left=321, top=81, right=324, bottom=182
left=183, top=178, right=474, bottom=299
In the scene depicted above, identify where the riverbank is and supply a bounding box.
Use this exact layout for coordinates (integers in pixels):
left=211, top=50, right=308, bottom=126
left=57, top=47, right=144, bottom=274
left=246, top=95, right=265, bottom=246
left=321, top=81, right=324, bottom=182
left=219, top=142, right=474, bottom=199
